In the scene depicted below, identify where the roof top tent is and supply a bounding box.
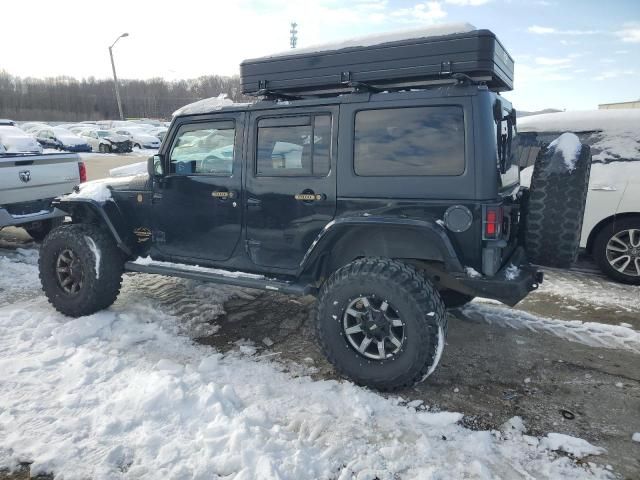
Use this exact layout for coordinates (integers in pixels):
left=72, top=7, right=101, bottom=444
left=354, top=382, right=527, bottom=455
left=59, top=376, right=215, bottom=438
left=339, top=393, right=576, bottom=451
left=240, top=23, right=514, bottom=97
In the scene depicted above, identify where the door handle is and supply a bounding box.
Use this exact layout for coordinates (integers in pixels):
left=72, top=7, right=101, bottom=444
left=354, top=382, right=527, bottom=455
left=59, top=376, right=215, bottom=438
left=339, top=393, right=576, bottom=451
left=211, top=190, right=236, bottom=199
left=295, top=192, right=325, bottom=202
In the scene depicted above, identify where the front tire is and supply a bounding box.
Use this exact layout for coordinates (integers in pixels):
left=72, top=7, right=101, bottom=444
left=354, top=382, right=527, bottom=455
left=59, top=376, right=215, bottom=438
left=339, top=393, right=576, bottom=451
left=593, top=217, right=640, bottom=285
left=39, top=224, right=124, bottom=317
left=315, top=258, right=447, bottom=391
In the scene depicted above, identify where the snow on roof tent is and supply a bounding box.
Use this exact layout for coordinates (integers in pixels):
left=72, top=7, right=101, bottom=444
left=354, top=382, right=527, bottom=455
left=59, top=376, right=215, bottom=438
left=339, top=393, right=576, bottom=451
left=240, top=23, right=514, bottom=97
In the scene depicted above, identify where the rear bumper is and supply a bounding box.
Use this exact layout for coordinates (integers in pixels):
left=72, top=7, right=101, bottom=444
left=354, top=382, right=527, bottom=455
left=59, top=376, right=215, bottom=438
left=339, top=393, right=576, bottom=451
left=0, top=206, right=66, bottom=228
left=455, top=247, right=543, bottom=306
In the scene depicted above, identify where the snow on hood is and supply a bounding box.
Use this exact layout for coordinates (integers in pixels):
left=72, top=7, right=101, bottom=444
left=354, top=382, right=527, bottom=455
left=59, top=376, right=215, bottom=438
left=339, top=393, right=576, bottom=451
left=56, top=134, right=88, bottom=147
left=109, top=161, right=147, bottom=177
left=518, top=109, right=640, bottom=162
left=104, top=134, right=129, bottom=143
left=65, top=179, right=112, bottom=202
left=0, top=134, right=42, bottom=153
left=173, top=94, right=250, bottom=116
left=255, top=22, right=477, bottom=59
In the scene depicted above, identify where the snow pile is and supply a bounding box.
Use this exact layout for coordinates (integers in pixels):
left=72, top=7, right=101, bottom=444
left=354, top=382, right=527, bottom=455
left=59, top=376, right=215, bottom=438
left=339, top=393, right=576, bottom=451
left=65, top=179, right=112, bottom=202
left=0, top=252, right=612, bottom=480
left=173, top=94, right=249, bottom=117
left=259, top=23, right=476, bottom=59
left=505, top=264, right=520, bottom=280
left=539, top=433, right=606, bottom=459
left=109, top=161, right=146, bottom=177
left=461, top=303, right=640, bottom=354
left=549, top=132, right=581, bottom=172
left=465, top=266, right=482, bottom=278
left=518, top=109, right=640, bottom=162
left=0, top=248, right=40, bottom=307
left=538, top=270, right=640, bottom=313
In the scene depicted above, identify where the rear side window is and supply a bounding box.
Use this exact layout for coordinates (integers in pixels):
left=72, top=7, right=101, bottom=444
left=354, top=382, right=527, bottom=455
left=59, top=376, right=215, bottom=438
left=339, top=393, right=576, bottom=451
left=354, top=106, right=465, bottom=176
left=256, top=114, right=331, bottom=177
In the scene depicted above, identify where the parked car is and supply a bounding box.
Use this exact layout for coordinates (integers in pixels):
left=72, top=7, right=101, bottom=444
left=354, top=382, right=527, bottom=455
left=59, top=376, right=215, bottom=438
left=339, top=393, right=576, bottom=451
left=69, top=126, right=96, bottom=136
left=33, top=127, right=92, bottom=152
left=0, top=126, right=43, bottom=154
left=519, top=109, right=640, bottom=284
left=81, top=129, right=132, bottom=153
left=0, top=150, right=86, bottom=240
left=0, top=119, right=16, bottom=126
left=37, top=26, right=596, bottom=391
left=111, top=127, right=161, bottom=149
left=148, top=127, right=168, bottom=142
left=21, top=122, right=49, bottom=133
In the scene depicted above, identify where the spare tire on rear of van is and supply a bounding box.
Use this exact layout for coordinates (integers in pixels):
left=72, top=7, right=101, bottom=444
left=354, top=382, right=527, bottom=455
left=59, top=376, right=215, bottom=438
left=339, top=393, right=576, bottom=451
left=524, top=133, right=592, bottom=269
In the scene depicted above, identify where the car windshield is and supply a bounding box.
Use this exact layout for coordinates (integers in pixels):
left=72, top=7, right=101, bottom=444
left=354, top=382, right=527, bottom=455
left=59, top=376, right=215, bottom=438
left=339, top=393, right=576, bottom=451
left=97, top=131, right=110, bottom=137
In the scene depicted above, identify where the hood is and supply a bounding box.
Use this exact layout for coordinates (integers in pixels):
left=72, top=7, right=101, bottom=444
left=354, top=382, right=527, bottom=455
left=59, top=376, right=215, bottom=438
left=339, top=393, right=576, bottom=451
left=2, top=134, right=43, bottom=153
left=104, top=134, right=130, bottom=143
left=57, top=134, right=88, bottom=146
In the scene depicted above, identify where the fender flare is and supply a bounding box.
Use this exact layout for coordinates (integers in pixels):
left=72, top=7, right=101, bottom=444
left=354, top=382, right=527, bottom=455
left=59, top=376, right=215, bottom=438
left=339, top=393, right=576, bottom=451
left=297, top=216, right=464, bottom=277
left=53, top=197, right=133, bottom=256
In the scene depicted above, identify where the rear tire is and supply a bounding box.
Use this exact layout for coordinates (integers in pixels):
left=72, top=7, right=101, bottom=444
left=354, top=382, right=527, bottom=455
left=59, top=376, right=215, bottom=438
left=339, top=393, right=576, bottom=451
left=315, top=258, right=447, bottom=391
left=99, top=144, right=106, bottom=153
left=525, top=140, right=592, bottom=268
left=39, top=224, right=124, bottom=317
left=593, top=217, right=640, bottom=285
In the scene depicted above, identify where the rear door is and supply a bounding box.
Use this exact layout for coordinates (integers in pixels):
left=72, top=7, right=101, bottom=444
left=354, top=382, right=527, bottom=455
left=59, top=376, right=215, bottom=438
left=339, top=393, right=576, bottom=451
left=245, top=106, right=337, bottom=271
left=152, top=114, right=245, bottom=262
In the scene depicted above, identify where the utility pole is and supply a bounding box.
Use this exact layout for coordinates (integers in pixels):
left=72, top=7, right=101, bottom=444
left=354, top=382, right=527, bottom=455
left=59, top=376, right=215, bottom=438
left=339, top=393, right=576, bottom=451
left=290, top=22, right=298, bottom=49
left=109, top=32, right=129, bottom=120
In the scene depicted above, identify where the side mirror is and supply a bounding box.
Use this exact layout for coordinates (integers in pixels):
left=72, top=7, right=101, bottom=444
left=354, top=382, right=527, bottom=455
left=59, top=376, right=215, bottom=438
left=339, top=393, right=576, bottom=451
left=148, top=154, right=164, bottom=177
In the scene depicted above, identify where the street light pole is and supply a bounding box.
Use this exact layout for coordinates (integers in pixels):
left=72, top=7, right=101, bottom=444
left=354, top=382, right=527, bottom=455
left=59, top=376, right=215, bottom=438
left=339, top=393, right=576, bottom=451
left=109, top=33, right=128, bottom=120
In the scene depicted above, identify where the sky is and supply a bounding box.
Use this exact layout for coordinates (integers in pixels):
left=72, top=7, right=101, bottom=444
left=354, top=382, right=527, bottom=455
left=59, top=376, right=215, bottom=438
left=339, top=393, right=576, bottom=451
left=1, top=0, right=638, bottom=111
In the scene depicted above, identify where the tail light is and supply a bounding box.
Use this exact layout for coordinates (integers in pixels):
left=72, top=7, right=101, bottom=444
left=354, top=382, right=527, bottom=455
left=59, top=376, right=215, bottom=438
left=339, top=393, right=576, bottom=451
left=483, top=205, right=504, bottom=240
left=78, top=161, right=87, bottom=183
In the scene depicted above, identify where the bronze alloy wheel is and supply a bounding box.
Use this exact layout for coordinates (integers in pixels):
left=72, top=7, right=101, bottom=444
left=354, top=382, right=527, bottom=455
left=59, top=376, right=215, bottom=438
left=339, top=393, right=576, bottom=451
left=55, top=248, right=84, bottom=294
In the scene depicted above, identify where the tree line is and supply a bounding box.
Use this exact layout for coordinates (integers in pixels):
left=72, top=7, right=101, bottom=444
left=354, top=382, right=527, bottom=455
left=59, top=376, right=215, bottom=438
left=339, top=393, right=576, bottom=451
left=0, top=71, right=250, bottom=121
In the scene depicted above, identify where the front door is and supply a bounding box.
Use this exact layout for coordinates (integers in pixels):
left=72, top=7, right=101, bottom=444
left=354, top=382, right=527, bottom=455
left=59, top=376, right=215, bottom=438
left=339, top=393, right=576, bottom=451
left=153, top=114, right=244, bottom=262
left=245, top=107, right=337, bottom=271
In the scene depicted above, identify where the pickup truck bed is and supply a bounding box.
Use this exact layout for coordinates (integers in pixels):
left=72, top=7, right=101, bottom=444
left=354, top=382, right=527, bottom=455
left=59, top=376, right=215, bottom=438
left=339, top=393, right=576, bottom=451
left=0, top=153, right=82, bottom=230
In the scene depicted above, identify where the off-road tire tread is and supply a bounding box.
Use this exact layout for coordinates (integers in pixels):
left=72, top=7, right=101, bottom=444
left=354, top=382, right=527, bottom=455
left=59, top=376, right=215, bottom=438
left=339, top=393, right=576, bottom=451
left=525, top=143, right=592, bottom=268
left=39, top=223, right=124, bottom=317
left=315, top=257, right=446, bottom=391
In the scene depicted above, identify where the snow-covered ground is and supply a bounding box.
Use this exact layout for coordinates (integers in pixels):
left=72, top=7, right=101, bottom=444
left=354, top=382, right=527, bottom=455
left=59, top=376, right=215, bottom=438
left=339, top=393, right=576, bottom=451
left=0, top=248, right=620, bottom=479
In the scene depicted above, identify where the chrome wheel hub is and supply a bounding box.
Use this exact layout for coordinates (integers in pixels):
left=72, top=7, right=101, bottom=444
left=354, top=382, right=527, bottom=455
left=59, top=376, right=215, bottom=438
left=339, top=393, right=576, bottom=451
left=342, top=295, right=405, bottom=360
left=606, top=228, right=640, bottom=277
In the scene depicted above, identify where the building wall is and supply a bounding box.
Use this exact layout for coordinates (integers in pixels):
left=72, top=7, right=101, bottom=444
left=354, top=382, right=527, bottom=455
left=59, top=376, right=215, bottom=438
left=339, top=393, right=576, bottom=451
left=598, top=101, right=640, bottom=109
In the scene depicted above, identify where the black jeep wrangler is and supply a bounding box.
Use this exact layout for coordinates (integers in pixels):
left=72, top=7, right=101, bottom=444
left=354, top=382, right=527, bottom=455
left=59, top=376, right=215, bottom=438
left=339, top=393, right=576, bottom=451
left=38, top=27, right=590, bottom=390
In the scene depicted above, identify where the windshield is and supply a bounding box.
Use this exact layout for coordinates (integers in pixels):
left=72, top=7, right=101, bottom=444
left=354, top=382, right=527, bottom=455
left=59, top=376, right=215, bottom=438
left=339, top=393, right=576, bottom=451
left=97, top=131, right=109, bottom=137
